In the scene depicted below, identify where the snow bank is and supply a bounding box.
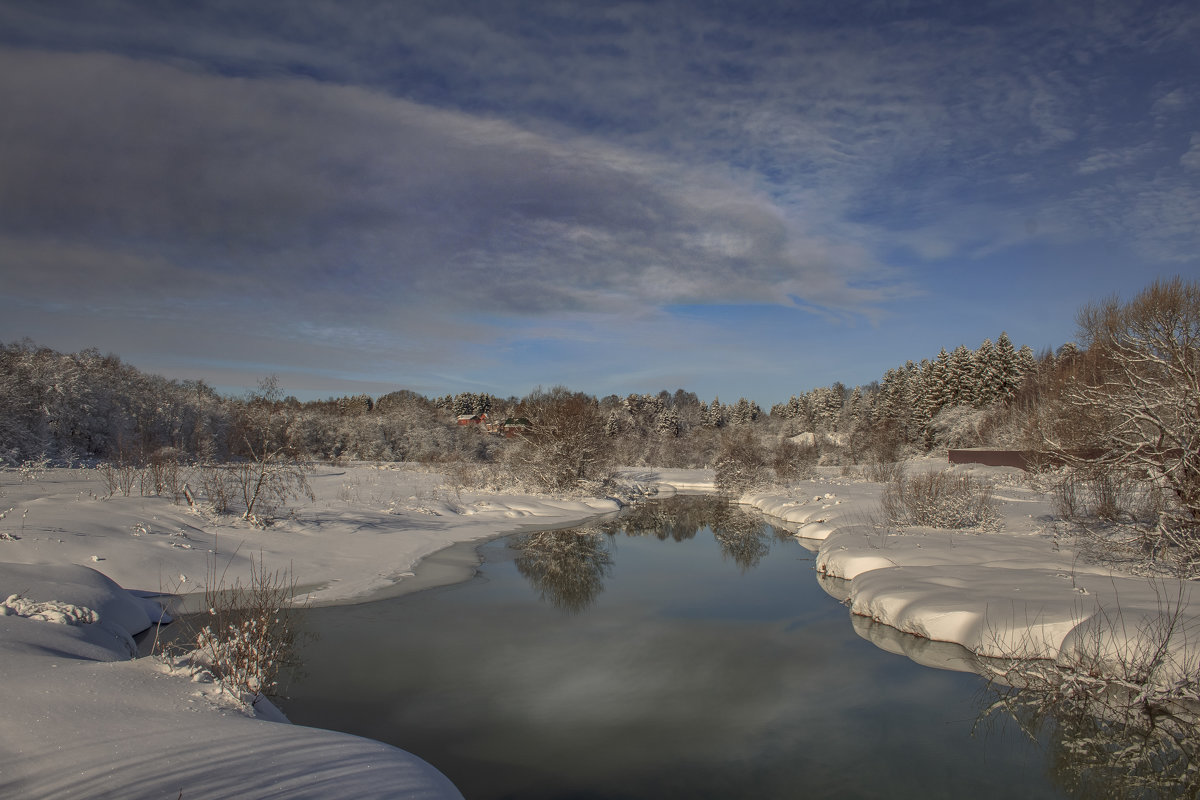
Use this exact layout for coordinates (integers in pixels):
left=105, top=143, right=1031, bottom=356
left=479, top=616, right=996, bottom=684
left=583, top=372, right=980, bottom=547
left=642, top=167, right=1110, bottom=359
left=613, top=467, right=715, bottom=496
left=781, top=468, right=1200, bottom=686
left=0, top=465, right=631, bottom=799
left=738, top=481, right=878, bottom=539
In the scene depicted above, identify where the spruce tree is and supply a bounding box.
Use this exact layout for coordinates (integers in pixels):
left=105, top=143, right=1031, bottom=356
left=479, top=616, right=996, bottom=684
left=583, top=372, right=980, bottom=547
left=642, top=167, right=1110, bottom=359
left=974, top=338, right=997, bottom=406
left=993, top=332, right=1020, bottom=402
left=947, top=345, right=975, bottom=406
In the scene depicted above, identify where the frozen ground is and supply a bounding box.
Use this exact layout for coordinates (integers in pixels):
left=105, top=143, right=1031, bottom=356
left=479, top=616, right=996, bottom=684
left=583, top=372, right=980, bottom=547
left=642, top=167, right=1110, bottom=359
left=2, top=461, right=1197, bottom=798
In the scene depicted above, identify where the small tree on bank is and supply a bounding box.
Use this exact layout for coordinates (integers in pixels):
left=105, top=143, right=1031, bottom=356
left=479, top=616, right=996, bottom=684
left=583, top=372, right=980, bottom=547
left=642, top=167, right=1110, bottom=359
left=508, top=389, right=613, bottom=492
left=230, top=377, right=314, bottom=524
left=1048, top=278, right=1200, bottom=563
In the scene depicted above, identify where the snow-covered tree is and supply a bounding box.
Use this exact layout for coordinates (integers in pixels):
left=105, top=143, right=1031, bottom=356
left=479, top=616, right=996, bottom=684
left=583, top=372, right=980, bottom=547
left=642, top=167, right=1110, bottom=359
left=947, top=345, right=976, bottom=406
left=993, top=332, right=1021, bottom=403
left=1052, top=279, right=1200, bottom=552
left=974, top=338, right=997, bottom=406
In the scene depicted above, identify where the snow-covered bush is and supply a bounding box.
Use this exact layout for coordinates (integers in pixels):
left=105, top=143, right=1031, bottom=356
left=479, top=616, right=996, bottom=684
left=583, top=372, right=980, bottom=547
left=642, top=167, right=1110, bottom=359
left=980, top=585, right=1200, bottom=797
left=713, top=428, right=768, bottom=497
left=770, top=437, right=817, bottom=483
left=187, top=556, right=300, bottom=701
left=926, top=405, right=989, bottom=449
left=881, top=470, right=1001, bottom=530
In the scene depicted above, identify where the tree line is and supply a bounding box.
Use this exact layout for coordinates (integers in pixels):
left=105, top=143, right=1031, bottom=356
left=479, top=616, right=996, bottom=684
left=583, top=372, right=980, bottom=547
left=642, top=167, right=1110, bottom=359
left=0, top=331, right=1078, bottom=477
left=3, top=278, right=1197, bottom=539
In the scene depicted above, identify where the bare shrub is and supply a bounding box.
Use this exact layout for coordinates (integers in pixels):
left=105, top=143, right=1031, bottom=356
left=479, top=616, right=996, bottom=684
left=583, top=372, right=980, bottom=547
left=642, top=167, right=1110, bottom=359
left=714, top=428, right=768, bottom=497
left=183, top=554, right=303, bottom=701
left=96, top=459, right=138, bottom=497
left=1053, top=465, right=1142, bottom=523
left=230, top=378, right=314, bottom=524
left=882, top=470, right=1001, bottom=530
left=196, top=464, right=235, bottom=514
left=139, top=447, right=187, bottom=499
left=978, top=585, right=1200, bottom=796
left=864, top=458, right=904, bottom=483
left=771, top=438, right=817, bottom=483
left=1049, top=464, right=1192, bottom=575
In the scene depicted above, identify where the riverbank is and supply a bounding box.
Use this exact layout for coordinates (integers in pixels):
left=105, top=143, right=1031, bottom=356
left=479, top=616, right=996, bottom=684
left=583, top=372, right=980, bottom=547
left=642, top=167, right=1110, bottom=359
left=737, top=461, right=1200, bottom=689
left=0, top=464, right=621, bottom=799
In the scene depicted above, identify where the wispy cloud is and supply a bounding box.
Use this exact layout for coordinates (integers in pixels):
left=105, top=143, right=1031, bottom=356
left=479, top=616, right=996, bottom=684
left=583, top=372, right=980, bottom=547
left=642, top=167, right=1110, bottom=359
left=1, top=0, right=1198, bottom=400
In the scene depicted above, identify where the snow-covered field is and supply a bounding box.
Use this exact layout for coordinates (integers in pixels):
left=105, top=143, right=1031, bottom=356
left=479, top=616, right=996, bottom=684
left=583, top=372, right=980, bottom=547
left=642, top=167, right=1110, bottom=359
left=2, top=461, right=1197, bottom=798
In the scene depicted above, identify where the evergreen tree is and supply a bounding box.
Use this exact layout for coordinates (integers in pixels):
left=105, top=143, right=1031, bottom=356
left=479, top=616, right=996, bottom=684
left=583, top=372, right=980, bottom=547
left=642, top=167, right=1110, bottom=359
left=928, top=349, right=952, bottom=415
left=974, top=338, right=997, bottom=406
left=605, top=412, right=621, bottom=438
left=808, top=386, right=842, bottom=431
left=947, top=345, right=975, bottom=406
left=993, top=332, right=1020, bottom=402
left=703, top=397, right=726, bottom=428
left=655, top=407, right=681, bottom=437
left=1015, top=344, right=1037, bottom=384
left=730, top=397, right=758, bottom=426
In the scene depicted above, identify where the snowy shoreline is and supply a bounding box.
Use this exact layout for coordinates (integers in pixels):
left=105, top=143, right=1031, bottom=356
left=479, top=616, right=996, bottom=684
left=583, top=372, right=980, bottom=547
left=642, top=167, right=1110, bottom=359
left=738, top=462, right=1200, bottom=688
left=0, top=465, right=621, bottom=800
left=3, top=462, right=1197, bottom=798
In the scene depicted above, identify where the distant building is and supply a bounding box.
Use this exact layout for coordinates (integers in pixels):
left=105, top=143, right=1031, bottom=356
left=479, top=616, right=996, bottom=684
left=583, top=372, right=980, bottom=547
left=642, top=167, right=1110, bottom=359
left=496, top=417, right=533, bottom=438
left=457, top=413, right=489, bottom=427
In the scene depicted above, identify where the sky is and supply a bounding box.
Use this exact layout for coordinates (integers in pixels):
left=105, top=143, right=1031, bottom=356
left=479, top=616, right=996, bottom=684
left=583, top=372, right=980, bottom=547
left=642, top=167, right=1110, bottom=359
left=1, top=0, right=1198, bottom=405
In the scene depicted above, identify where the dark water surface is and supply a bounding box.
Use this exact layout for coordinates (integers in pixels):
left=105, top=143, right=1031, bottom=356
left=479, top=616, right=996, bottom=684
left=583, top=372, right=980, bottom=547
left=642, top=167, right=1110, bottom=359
left=279, top=498, right=1066, bottom=799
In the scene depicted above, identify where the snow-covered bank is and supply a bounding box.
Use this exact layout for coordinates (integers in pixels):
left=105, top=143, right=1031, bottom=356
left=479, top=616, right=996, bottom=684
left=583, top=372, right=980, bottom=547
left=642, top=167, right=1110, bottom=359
left=738, top=466, right=1200, bottom=688
left=613, top=467, right=715, bottom=496
left=0, top=465, right=622, bottom=799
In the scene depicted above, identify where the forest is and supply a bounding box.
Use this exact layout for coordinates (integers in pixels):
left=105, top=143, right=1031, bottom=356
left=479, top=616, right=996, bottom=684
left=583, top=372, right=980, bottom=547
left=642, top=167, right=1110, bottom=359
left=0, top=330, right=1051, bottom=480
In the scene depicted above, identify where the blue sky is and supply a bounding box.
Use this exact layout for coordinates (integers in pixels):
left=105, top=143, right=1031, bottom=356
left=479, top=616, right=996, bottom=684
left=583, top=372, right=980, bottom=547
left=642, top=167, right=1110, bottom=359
left=1, top=0, right=1197, bottom=404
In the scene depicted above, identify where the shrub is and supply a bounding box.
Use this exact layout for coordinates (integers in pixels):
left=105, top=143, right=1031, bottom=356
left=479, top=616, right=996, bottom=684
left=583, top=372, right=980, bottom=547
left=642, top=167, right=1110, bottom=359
left=770, top=438, right=817, bottom=483
left=882, top=469, right=1001, bottom=530
left=713, top=428, right=768, bottom=497
left=185, top=554, right=302, bottom=701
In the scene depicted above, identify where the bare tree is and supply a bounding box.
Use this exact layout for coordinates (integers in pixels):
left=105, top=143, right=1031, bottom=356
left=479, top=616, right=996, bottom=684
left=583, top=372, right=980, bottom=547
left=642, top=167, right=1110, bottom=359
left=508, top=389, right=613, bottom=491
left=1049, top=278, right=1200, bottom=561
left=230, top=377, right=314, bottom=524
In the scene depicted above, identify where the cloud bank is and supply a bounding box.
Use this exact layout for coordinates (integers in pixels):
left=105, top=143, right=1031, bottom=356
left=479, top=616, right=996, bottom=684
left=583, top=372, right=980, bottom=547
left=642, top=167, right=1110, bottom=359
left=1, top=0, right=1198, bottom=400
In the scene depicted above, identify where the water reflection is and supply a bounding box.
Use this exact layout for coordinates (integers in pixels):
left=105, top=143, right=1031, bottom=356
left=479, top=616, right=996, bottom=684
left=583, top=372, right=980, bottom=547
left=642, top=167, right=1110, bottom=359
left=979, top=671, right=1200, bottom=798
left=283, top=495, right=1067, bottom=799
left=510, top=498, right=792, bottom=612
left=512, top=529, right=613, bottom=613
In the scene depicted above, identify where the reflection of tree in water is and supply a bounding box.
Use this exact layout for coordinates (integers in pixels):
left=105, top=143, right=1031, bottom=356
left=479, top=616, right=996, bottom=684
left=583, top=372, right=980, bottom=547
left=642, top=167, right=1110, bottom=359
left=979, top=675, right=1200, bottom=798
left=709, top=503, right=774, bottom=570
left=513, top=497, right=787, bottom=611
left=597, top=495, right=728, bottom=542
left=601, top=496, right=780, bottom=571
left=511, top=529, right=613, bottom=614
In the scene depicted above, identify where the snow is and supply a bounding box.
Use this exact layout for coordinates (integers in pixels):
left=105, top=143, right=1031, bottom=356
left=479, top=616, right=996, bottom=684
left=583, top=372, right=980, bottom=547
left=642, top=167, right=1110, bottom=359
left=0, top=465, right=621, bottom=799
left=739, top=465, right=1200, bottom=685
left=2, top=461, right=1197, bottom=797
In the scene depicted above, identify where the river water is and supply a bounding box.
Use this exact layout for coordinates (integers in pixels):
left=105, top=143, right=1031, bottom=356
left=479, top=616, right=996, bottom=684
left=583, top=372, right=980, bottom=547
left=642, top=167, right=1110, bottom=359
left=277, top=497, right=1069, bottom=799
